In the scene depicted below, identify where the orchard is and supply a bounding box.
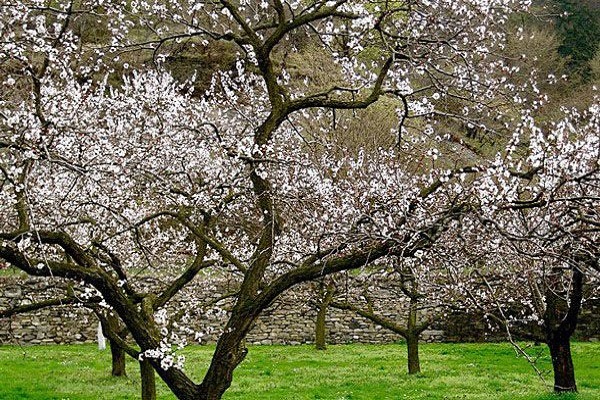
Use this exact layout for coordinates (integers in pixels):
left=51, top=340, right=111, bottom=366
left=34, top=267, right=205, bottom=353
left=0, top=1, right=598, bottom=399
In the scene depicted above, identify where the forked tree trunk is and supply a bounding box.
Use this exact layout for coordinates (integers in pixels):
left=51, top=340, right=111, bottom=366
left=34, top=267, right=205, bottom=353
left=140, top=359, right=157, bottom=400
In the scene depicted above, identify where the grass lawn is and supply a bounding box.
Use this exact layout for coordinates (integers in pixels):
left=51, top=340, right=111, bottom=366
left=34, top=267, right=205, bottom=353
left=0, top=342, right=598, bottom=399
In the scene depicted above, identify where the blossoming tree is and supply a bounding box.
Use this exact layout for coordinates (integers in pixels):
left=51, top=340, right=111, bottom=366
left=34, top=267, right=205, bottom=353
left=460, top=101, right=600, bottom=393
left=1, top=1, right=533, bottom=399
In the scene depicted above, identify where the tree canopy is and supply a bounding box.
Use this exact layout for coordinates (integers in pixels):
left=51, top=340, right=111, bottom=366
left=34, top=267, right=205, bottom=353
left=1, top=1, right=599, bottom=399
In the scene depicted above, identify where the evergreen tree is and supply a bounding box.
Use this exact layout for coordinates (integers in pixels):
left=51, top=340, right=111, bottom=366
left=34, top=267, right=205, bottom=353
left=555, top=0, right=600, bottom=78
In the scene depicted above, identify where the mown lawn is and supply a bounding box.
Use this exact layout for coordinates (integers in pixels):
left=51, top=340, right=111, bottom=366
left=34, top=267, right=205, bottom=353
left=0, top=342, right=598, bottom=399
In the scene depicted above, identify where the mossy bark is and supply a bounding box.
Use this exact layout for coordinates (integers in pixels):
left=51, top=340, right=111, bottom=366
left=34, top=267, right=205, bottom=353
left=109, top=339, right=127, bottom=377
left=315, top=282, right=334, bottom=350
left=406, top=332, right=421, bottom=375
left=315, top=304, right=328, bottom=350
left=140, top=359, right=157, bottom=400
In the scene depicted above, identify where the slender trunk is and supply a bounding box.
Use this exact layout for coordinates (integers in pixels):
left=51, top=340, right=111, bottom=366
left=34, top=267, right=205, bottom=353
left=140, top=359, right=157, bottom=400
left=107, top=313, right=127, bottom=377
left=406, top=332, right=421, bottom=374
left=548, top=335, right=577, bottom=393
left=406, top=296, right=421, bottom=374
left=315, top=282, right=334, bottom=350
left=110, top=338, right=127, bottom=377
left=315, top=303, right=327, bottom=350
left=98, top=313, right=127, bottom=377
left=118, top=298, right=200, bottom=400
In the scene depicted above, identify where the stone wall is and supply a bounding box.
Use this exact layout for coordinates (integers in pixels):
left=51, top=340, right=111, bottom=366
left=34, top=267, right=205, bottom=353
left=0, top=277, right=97, bottom=344
left=0, top=276, right=596, bottom=346
left=247, top=298, right=444, bottom=345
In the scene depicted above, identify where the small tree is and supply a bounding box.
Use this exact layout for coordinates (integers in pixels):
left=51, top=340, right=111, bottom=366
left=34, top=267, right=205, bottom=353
left=330, top=252, right=468, bottom=374
left=468, top=100, right=600, bottom=393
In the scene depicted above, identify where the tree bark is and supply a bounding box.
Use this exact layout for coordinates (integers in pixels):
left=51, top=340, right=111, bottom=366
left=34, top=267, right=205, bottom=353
left=102, top=313, right=128, bottom=377
left=110, top=338, right=127, bottom=377
left=140, top=359, right=157, bottom=400
left=406, top=332, right=421, bottom=374
left=406, top=296, right=421, bottom=374
left=198, top=310, right=253, bottom=400
left=198, top=336, right=248, bottom=399
left=548, top=335, right=577, bottom=393
left=315, top=303, right=328, bottom=350
left=315, top=281, right=334, bottom=350
left=544, top=267, right=584, bottom=393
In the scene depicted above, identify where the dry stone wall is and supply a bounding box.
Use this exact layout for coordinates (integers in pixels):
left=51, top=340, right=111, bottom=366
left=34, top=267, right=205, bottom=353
left=0, top=276, right=596, bottom=346
left=0, top=277, right=97, bottom=344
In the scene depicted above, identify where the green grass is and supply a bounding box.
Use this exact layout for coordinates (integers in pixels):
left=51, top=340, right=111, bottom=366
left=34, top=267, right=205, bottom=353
left=0, top=343, right=598, bottom=399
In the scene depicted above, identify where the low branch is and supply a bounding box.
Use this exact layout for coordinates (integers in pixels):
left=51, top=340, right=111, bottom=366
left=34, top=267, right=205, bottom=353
left=286, top=56, right=394, bottom=113
left=257, top=240, right=395, bottom=311
left=154, top=241, right=213, bottom=310
left=330, top=300, right=408, bottom=338
left=0, top=296, right=96, bottom=318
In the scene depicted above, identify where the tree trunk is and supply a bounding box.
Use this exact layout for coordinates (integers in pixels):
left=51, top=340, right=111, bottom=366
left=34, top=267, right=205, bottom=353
left=406, top=332, right=421, bottom=374
left=315, top=281, right=334, bottom=350
left=543, top=267, right=584, bottom=394
left=198, top=336, right=248, bottom=400
left=110, top=338, right=127, bottom=377
left=198, top=310, right=253, bottom=400
left=315, top=303, right=327, bottom=350
left=98, top=312, right=127, bottom=377
left=140, top=359, right=157, bottom=400
left=548, top=335, right=577, bottom=393
left=406, top=296, right=421, bottom=374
